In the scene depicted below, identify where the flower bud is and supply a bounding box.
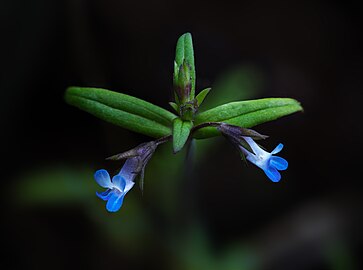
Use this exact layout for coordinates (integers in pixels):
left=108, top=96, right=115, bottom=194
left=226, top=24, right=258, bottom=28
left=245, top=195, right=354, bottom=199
left=174, top=60, right=193, bottom=104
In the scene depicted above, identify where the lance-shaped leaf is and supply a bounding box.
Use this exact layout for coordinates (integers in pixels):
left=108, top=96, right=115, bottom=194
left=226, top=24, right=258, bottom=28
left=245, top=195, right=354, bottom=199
left=169, top=102, right=178, bottom=112
left=65, top=87, right=177, bottom=138
left=196, top=88, right=211, bottom=107
left=175, top=33, right=196, bottom=97
left=172, top=118, right=193, bottom=153
left=193, top=98, right=302, bottom=139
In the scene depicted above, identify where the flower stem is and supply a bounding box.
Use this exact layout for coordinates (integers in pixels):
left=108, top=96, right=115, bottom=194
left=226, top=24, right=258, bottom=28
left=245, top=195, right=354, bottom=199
left=155, top=135, right=172, bottom=146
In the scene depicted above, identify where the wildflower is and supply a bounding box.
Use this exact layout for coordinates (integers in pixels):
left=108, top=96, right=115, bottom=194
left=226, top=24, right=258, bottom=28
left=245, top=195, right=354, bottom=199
left=94, top=141, right=158, bottom=212
left=239, top=136, right=288, bottom=182
left=217, top=123, right=288, bottom=182
left=94, top=160, right=137, bottom=212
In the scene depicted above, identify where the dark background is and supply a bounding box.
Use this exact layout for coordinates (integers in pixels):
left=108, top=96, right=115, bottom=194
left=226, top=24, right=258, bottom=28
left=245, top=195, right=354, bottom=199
left=2, top=0, right=362, bottom=269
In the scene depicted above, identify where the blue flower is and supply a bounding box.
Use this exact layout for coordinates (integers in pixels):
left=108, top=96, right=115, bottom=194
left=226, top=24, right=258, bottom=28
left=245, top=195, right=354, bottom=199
left=217, top=123, right=288, bottom=182
left=94, top=158, right=138, bottom=212
left=94, top=140, right=160, bottom=212
left=240, top=136, right=288, bottom=182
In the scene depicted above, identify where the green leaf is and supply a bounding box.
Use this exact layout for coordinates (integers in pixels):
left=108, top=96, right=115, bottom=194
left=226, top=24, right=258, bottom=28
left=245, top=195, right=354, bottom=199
left=193, top=98, right=303, bottom=139
left=175, top=33, right=196, bottom=97
left=196, top=88, right=211, bottom=106
left=169, top=102, right=179, bottom=112
left=172, top=118, right=193, bottom=153
left=65, top=87, right=177, bottom=138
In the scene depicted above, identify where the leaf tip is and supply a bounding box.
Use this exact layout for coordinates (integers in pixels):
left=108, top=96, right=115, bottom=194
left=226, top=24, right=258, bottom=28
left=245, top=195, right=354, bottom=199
left=64, top=86, right=81, bottom=104
left=296, top=100, right=304, bottom=112
left=196, top=87, right=211, bottom=106
left=172, top=118, right=193, bottom=153
left=289, top=98, right=304, bottom=113
left=180, top=32, right=192, bottom=39
left=169, top=102, right=179, bottom=113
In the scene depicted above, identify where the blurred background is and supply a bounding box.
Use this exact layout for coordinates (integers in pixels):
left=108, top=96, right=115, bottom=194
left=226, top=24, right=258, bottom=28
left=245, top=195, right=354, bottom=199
left=2, top=0, right=362, bottom=269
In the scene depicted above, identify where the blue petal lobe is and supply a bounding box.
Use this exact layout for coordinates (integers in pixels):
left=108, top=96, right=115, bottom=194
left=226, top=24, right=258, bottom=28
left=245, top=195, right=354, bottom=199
left=270, top=156, right=288, bottom=170
left=94, top=169, right=112, bottom=188
left=271, top=143, right=284, bottom=154
left=96, top=189, right=112, bottom=201
left=112, top=175, right=126, bottom=191
left=264, top=166, right=281, bottom=182
left=106, top=191, right=125, bottom=212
